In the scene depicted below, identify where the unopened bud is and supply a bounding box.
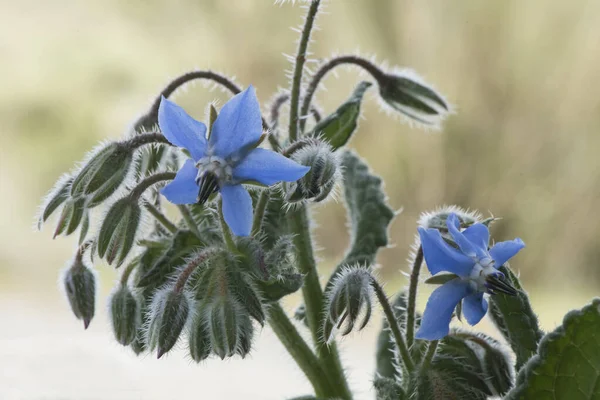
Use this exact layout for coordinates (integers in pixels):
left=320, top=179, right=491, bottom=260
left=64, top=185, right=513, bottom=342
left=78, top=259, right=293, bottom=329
left=323, top=265, right=374, bottom=342
left=71, top=142, right=133, bottom=205
left=236, top=313, right=254, bottom=358
left=285, top=141, right=339, bottom=203
left=209, top=296, right=240, bottom=360
left=146, top=288, right=192, bottom=358
left=378, top=70, right=450, bottom=128
left=109, top=286, right=140, bottom=346
left=418, top=206, right=481, bottom=232
left=53, top=196, right=86, bottom=238
left=97, top=197, right=142, bottom=267
left=188, top=311, right=211, bottom=362
left=62, top=258, right=96, bottom=329
left=37, top=174, right=73, bottom=230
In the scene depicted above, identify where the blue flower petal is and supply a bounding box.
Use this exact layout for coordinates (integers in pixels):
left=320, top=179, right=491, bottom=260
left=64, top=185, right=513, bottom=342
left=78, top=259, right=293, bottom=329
left=462, top=292, right=488, bottom=326
left=446, top=213, right=479, bottom=258
left=463, top=223, right=490, bottom=259
left=233, top=148, right=310, bottom=185
left=158, top=97, right=207, bottom=161
left=418, top=227, right=474, bottom=277
left=489, top=238, right=525, bottom=267
left=416, top=279, right=472, bottom=340
left=160, top=159, right=199, bottom=204
left=220, top=184, right=253, bottom=236
left=209, top=86, right=262, bottom=159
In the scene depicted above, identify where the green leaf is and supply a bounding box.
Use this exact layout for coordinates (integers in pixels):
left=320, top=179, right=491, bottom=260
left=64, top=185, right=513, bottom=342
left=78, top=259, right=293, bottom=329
left=374, top=376, right=406, bottom=400
left=310, top=81, right=372, bottom=150
left=256, top=273, right=304, bottom=302
left=488, top=264, right=543, bottom=370
left=506, top=298, right=600, bottom=400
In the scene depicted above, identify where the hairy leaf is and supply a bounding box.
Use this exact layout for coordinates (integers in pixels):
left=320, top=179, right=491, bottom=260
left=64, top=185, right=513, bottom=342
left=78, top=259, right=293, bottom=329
left=506, top=298, right=600, bottom=400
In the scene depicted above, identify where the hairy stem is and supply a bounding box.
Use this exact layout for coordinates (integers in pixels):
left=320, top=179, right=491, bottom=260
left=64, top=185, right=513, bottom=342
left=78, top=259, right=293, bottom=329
left=125, top=132, right=171, bottom=149
left=218, top=199, right=236, bottom=251
left=299, top=55, right=386, bottom=132
left=173, top=250, right=213, bottom=293
left=119, top=257, right=138, bottom=286
left=370, top=277, right=415, bottom=373
left=268, top=303, right=335, bottom=398
left=130, top=172, right=176, bottom=199
left=251, top=190, right=270, bottom=237
left=288, top=0, right=321, bottom=142
left=406, top=245, right=424, bottom=348
left=420, top=340, right=439, bottom=372
left=290, top=208, right=352, bottom=400
left=176, top=205, right=201, bottom=238
left=143, top=202, right=177, bottom=233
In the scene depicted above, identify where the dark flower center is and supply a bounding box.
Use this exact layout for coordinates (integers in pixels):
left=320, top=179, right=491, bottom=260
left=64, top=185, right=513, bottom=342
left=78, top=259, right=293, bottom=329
left=196, top=171, right=219, bottom=205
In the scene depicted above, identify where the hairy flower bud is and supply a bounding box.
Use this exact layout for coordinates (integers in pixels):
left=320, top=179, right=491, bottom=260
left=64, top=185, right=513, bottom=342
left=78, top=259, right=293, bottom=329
left=188, top=310, right=211, bottom=362
left=418, top=205, right=482, bottom=232
left=53, top=196, right=86, bottom=238
left=71, top=142, right=133, bottom=205
left=323, top=265, right=374, bottom=342
left=209, top=296, right=241, bottom=360
left=378, top=70, right=450, bottom=128
left=97, top=197, right=142, bottom=267
left=146, top=288, right=192, bottom=358
left=285, top=141, right=339, bottom=203
left=62, top=257, right=96, bottom=329
left=37, top=174, right=73, bottom=230
left=236, top=313, right=254, bottom=358
left=109, top=286, right=140, bottom=346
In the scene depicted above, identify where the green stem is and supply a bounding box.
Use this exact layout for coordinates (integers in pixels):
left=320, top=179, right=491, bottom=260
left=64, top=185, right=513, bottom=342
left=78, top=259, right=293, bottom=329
left=130, top=172, right=176, bottom=199
left=218, top=199, right=236, bottom=251
left=251, top=190, right=270, bottom=236
left=370, top=277, right=415, bottom=373
left=143, top=202, right=177, bottom=233
left=420, top=340, right=439, bottom=372
left=290, top=208, right=352, bottom=400
left=288, top=0, right=321, bottom=142
left=406, top=245, right=423, bottom=348
left=125, top=132, right=171, bottom=149
left=299, top=55, right=386, bottom=133
left=176, top=205, right=201, bottom=238
left=119, top=257, right=138, bottom=286
left=268, top=303, right=335, bottom=398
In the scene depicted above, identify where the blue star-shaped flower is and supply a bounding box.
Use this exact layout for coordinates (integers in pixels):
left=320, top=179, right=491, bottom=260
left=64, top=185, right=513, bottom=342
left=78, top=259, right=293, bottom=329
left=158, top=86, right=310, bottom=236
left=416, top=213, right=525, bottom=340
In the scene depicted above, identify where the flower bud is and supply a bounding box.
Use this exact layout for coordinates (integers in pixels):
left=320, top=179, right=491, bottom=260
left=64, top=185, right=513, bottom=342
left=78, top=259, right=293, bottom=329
left=257, top=236, right=303, bottom=302
left=146, top=288, right=192, bottom=358
left=377, top=70, right=450, bottom=128
left=418, top=205, right=481, bottom=232
left=109, top=286, right=140, bottom=346
left=53, top=196, right=86, bottom=238
left=70, top=142, right=133, bottom=205
left=227, top=267, right=266, bottom=326
left=97, top=197, right=142, bottom=267
left=209, top=296, right=240, bottom=360
left=62, top=259, right=96, bottom=329
left=323, top=265, right=374, bottom=342
left=37, top=174, right=73, bottom=230
left=188, top=310, right=211, bottom=362
left=236, top=313, right=254, bottom=359
left=285, top=141, right=339, bottom=203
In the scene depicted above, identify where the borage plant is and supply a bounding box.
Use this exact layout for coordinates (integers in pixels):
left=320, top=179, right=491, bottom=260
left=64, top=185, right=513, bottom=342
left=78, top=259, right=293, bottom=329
left=38, top=1, right=599, bottom=399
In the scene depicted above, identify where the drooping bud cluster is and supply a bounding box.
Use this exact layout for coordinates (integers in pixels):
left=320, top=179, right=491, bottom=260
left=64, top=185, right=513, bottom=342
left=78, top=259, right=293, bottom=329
left=61, top=245, right=97, bottom=329
left=284, top=139, right=339, bottom=203
left=146, top=288, right=193, bottom=358
left=97, top=197, right=142, bottom=267
left=323, top=265, right=375, bottom=342
left=108, top=285, right=140, bottom=346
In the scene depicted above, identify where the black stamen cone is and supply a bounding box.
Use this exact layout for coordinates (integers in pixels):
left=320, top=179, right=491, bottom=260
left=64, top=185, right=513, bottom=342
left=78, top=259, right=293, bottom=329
left=486, top=274, right=518, bottom=296
left=196, top=172, right=219, bottom=205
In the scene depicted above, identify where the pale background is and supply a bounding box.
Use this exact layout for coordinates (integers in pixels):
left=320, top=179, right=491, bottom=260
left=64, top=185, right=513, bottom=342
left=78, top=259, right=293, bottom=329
left=1, top=0, right=599, bottom=399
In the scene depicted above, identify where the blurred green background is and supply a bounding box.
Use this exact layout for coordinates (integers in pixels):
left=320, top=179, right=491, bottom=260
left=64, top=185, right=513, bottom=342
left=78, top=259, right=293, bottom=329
left=1, top=0, right=599, bottom=398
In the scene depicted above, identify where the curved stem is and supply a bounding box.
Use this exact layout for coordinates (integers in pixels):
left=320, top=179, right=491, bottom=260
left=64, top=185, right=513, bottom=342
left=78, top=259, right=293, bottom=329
left=174, top=250, right=213, bottom=293
left=143, top=202, right=177, bottom=233
left=176, top=205, right=201, bottom=238
left=251, top=190, right=270, bottom=236
left=268, top=303, right=337, bottom=398
left=290, top=208, right=353, bottom=400
left=130, top=172, right=176, bottom=199
left=406, top=245, right=424, bottom=348
left=125, top=132, right=171, bottom=149
left=299, top=55, right=386, bottom=132
left=370, top=277, right=415, bottom=373
left=288, top=0, right=321, bottom=142
left=119, top=257, right=139, bottom=286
